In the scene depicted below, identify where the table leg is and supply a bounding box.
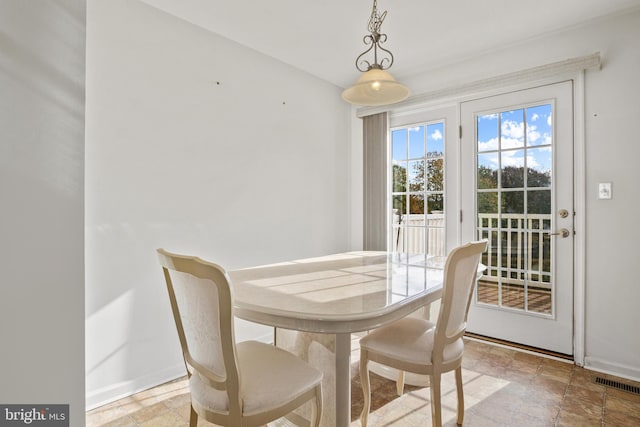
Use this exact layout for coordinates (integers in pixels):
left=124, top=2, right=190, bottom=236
left=334, top=332, right=351, bottom=427
left=275, top=329, right=352, bottom=427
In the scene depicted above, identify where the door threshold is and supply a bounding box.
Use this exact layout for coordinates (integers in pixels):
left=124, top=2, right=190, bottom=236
left=465, top=332, right=574, bottom=362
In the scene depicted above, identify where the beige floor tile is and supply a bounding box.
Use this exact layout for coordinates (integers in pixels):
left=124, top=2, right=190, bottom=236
left=128, top=401, right=172, bottom=424
left=556, top=409, right=602, bottom=426
left=564, top=383, right=605, bottom=406
left=138, top=411, right=187, bottom=427
left=86, top=339, right=640, bottom=427
left=561, top=394, right=603, bottom=420
left=603, top=408, right=640, bottom=427
left=605, top=388, right=640, bottom=419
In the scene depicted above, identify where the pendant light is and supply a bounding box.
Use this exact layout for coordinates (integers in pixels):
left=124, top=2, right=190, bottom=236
left=341, top=0, right=410, bottom=106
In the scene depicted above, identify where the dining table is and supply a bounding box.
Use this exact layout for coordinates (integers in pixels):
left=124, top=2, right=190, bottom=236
left=228, top=251, right=451, bottom=427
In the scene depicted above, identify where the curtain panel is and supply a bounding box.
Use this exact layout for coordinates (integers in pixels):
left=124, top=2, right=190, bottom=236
left=363, top=112, right=388, bottom=251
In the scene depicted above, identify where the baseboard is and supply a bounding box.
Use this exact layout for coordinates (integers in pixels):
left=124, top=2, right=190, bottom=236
left=85, top=333, right=274, bottom=411
left=86, top=363, right=186, bottom=411
left=584, top=356, right=640, bottom=383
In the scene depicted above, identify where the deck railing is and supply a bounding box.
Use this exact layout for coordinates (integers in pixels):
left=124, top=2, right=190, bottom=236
left=392, top=212, right=445, bottom=257
left=393, top=212, right=552, bottom=289
left=478, top=213, right=552, bottom=289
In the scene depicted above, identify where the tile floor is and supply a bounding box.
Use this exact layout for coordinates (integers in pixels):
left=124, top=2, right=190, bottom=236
left=86, top=338, right=640, bottom=426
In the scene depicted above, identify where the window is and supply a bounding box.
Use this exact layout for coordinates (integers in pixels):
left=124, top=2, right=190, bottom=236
left=390, top=121, right=446, bottom=263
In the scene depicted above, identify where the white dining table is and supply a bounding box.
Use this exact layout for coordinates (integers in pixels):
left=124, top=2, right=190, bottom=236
left=228, top=251, right=448, bottom=427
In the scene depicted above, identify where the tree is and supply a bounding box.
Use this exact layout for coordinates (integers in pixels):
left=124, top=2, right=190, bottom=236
left=392, top=164, right=407, bottom=215
left=477, top=165, right=551, bottom=214
left=403, top=153, right=444, bottom=213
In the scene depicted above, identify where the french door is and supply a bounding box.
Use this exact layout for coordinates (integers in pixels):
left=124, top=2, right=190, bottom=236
left=461, top=82, right=574, bottom=356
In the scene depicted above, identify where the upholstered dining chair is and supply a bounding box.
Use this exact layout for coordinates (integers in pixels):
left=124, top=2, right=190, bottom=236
left=358, top=240, right=487, bottom=427
left=157, top=249, right=323, bottom=427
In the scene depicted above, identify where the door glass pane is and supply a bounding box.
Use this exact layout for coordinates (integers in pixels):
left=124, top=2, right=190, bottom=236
left=475, top=104, right=554, bottom=316
left=406, top=227, right=425, bottom=257
left=409, top=126, right=425, bottom=159
left=478, top=192, right=498, bottom=214
left=427, top=193, right=444, bottom=214
left=427, top=123, right=444, bottom=154
left=426, top=159, right=443, bottom=191
left=392, top=195, right=406, bottom=218
left=393, top=162, right=407, bottom=192
left=390, top=120, right=445, bottom=264
left=527, top=190, right=551, bottom=214
left=526, top=104, right=552, bottom=147
left=502, top=191, right=524, bottom=214
left=409, top=194, right=424, bottom=215
left=500, top=109, right=524, bottom=149
left=408, top=160, right=424, bottom=191
left=478, top=153, right=498, bottom=189
left=501, top=150, right=525, bottom=188
left=528, top=147, right=552, bottom=187
left=478, top=114, right=499, bottom=152
left=392, top=129, right=407, bottom=160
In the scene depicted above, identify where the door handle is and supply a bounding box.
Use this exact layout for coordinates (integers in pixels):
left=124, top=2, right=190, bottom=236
left=549, top=228, right=570, bottom=238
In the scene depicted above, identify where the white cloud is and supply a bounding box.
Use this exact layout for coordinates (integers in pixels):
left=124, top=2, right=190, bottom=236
left=529, top=132, right=552, bottom=146
left=547, top=115, right=552, bottom=126
left=430, top=129, right=443, bottom=140
left=500, top=151, right=541, bottom=169
left=501, top=151, right=526, bottom=168
left=501, top=137, right=523, bottom=149
left=531, top=113, right=540, bottom=121
left=477, top=151, right=536, bottom=169
left=501, top=120, right=524, bottom=139
left=526, top=155, right=541, bottom=169
left=479, top=113, right=498, bottom=120
left=527, top=124, right=541, bottom=143
left=478, top=137, right=498, bottom=151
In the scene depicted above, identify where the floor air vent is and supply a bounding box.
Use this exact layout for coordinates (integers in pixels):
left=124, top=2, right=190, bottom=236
left=594, top=376, right=640, bottom=395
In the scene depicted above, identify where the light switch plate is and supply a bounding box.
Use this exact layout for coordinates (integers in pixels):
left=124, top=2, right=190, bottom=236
left=598, top=182, right=612, bottom=199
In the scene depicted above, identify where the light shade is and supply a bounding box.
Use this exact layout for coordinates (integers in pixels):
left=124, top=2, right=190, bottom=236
left=341, top=68, right=410, bottom=106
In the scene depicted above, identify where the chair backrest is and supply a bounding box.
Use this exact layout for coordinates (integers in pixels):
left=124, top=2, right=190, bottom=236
left=157, top=249, right=242, bottom=415
left=433, top=240, right=487, bottom=362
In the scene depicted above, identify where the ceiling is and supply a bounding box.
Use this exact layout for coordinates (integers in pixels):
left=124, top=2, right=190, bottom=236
left=140, top=0, right=640, bottom=88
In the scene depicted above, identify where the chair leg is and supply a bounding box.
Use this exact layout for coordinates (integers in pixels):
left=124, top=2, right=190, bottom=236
left=312, top=383, right=323, bottom=427
left=429, top=373, right=442, bottom=427
left=189, top=404, right=198, bottom=427
left=396, top=370, right=405, bottom=396
left=359, top=350, right=371, bottom=427
left=455, top=366, right=464, bottom=425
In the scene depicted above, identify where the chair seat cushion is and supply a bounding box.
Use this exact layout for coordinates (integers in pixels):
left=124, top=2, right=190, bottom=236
left=360, top=317, right=464, bottom=367
left=190, top=340, right=323, bottom=417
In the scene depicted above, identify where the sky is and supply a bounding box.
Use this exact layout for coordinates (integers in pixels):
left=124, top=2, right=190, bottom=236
left=477, top=104, right=553, bottom=175
left=392, top=121, right=444, bottom=161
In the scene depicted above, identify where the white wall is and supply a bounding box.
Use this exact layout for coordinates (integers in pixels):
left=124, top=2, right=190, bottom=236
left=85, top=0, right=351, bottom=408
left=367, top=9, right=640, bottom=380
left=0, top=0, right=86, bottom=424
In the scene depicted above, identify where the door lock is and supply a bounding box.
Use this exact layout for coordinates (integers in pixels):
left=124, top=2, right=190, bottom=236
left=549, top=228, right=570, bottom=238
left=558, top=209, right=570, bottom=218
